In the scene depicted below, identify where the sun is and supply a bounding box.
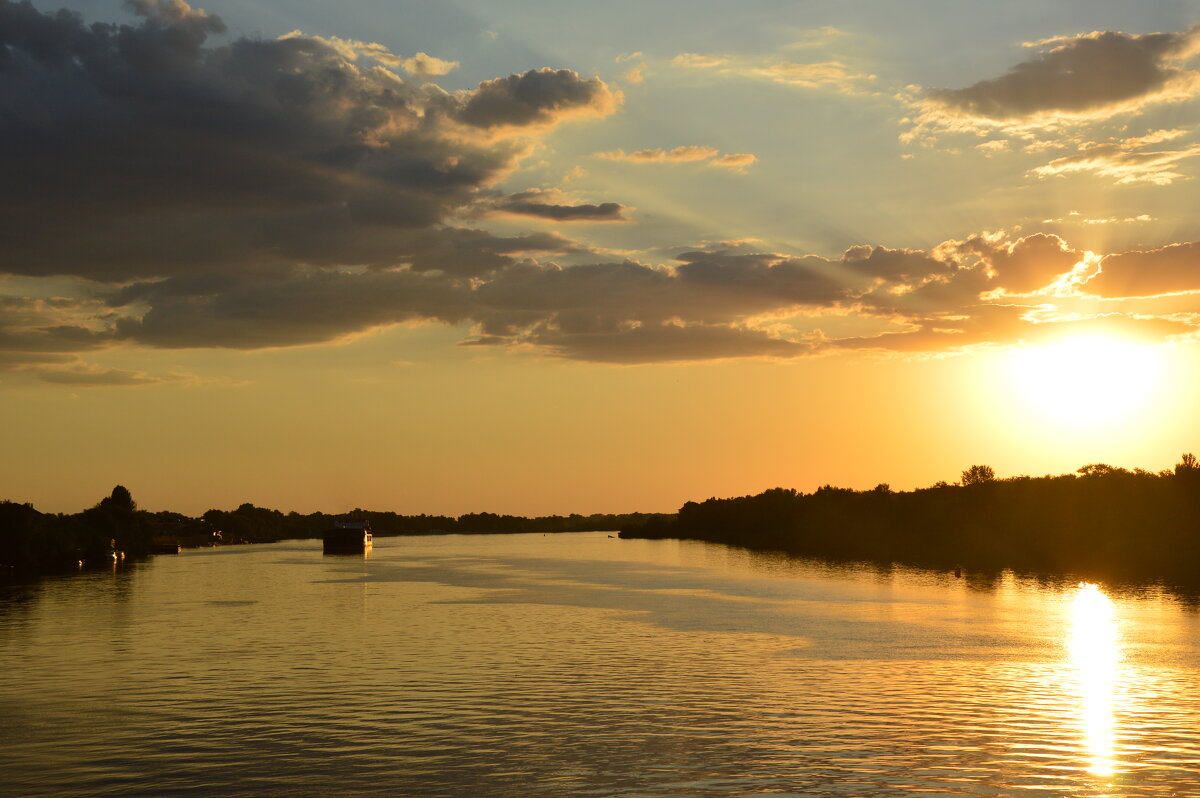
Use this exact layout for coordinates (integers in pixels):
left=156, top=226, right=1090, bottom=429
left=1007, top=334, right=1166, bottom=427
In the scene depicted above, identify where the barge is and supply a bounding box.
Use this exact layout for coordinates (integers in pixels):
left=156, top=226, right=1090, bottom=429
left=323, top=520, right=373, bottom=554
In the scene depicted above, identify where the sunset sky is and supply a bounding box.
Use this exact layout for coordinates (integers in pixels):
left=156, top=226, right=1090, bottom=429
left=4, top=0, right=1200, bottom=515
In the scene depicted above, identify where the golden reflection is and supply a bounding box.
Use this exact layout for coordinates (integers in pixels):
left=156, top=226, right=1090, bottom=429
left=1067, top=582, right=1120, bottom=778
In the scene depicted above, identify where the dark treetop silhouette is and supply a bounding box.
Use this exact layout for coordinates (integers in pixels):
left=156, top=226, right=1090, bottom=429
left=0, top=487, right=667, bottom=574
left=621, top=455, right=1200, bottom=584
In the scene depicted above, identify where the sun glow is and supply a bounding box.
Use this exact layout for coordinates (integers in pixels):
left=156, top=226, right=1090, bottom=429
left=1008, top=335, right=1166, bottom=427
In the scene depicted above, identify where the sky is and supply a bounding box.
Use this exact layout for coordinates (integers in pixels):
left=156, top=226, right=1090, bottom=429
left=4, top=0, right=1200, bottom=515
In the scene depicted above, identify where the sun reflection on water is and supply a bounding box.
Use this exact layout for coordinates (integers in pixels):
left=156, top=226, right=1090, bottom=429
left=1068, top=582, right=1121, bottom=778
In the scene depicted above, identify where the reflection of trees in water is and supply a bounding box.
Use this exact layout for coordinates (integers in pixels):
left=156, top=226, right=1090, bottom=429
left=0, top=580, right=42, bottom=621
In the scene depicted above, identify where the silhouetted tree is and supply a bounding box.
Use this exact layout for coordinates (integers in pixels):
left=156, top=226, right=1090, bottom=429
left=79, top=485, right=149, bottom=558
left=620, top=457, right=1200, bottom=583
left=103, top=485, right=136, bottom=512
left=1077, top=463, right=1126, bottom=477
left=960, top=465, right=995, bottom=486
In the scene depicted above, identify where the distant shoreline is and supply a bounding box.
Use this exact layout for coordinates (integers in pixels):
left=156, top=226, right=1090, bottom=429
left=0, top=487, right=669, bottom=578
left=620, top=457, right=1200, bottom=586
left=9, top=456, right=1200, bottom=587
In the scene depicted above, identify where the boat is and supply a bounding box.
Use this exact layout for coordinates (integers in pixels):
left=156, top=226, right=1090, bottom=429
left=323, top=520, right=373, bottom=554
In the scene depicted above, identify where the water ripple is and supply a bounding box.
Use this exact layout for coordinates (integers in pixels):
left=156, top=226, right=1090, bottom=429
left=2, top=534, right=1200, bottom=796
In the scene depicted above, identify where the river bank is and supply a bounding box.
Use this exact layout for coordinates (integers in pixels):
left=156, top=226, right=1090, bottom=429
left=621, top=457, right=1200, bottom=585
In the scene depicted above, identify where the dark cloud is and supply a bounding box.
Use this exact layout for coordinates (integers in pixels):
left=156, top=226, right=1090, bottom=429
left=99, top=233, right=1094, bottom=363
left=520, top=323, right=812, bottom=364
left=113, top=267, right=473, bottom=349
left=1085, top=242, right=1200, bottom=298
left=0, top=0, right=615, bottom=281
left=447, top=68, right=619, bottom=129
left=10, top=229, right=1200, bottom=368
left=926, top=28, right=1199, bottom=122
left=673, top=250, right=851, bottom=306
left=494, top=190, right=628, bottom=222
left=108, top=249, right=856, bottom=356
left=840, top=245, right=956, bottom=282
left=54, top=227, right=1200, bottom=364
left=913, top=26, right=1200, bottom=140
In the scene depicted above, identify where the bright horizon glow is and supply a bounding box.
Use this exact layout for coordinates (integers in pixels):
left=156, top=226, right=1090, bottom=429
left=1007, top=335, right=1167, bottom=429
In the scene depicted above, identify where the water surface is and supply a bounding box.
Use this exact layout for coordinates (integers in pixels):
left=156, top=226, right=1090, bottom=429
left=3, top=532, right=1200, bottom=796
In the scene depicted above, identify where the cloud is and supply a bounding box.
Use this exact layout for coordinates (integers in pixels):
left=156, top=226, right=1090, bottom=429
left=35, top=365, right=164, bottom=386
left=674, top=48, right=875, bottom=94
left=786, top=27, right=849, bottom=49
left=10, top=227, right=1199, bottom=366
left=832, top=306, right=1194, bottom=353
left=911, top=26, right=1200, bottom=137
left=491, top=190, right=628, bottom=222
left=965, top=232, right=1083, bottom=294
left=618, top=51, right=648, bottom=84
left=0, top=294, right=167, bottom=383
left=848, top=233, right=1086, bottom=326
left=0, top=296, right=111, bottom=358
left=0, top=351, right=76, bottom=370
left=107, top=249, right=861, bottom=357
left=746, top=60, right=876, bottom=92
left=1, top=3, right=1197, bottom=371
left=278, top=30, right=399, bottom=64
left=595, top=145, right=757, bottom=172
left=113, top=267, right=473, bottom=349
left=449, top=68, right=620, bottom=130
left=519, top=323, right=813, bottom=364
left=975, top=139, right=1011, bottom=156
left=1083, top=242, right=1200, bottom=298
left=1030, top=130, right=1200, bottom=185
left=1041, top=213, right=1155, bottom=225
left=128, top=0, right=223, bottom=27
left=277, top=31, right=457, bottom=76
left=672, top=53, right=732, bottom=68
left=0, top=0, right=617, bottom=284
left=710, top=153, right=758, bottom=172
left=596, top=145, right=720, bottom=163
left=399, top=52, right=459, bottom=76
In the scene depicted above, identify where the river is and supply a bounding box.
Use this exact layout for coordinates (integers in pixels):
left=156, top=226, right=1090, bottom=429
left=2, top=532, right=1200, bottom=796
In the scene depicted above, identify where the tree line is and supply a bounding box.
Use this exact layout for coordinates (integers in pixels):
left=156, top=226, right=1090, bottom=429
left=0, top=485, right=149, bottom=571
left=0, top=487, right=670, bottom=573
left=621, top=455, right=1200, bottom=584
left=195, top=505, right=667, bottom=543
